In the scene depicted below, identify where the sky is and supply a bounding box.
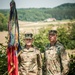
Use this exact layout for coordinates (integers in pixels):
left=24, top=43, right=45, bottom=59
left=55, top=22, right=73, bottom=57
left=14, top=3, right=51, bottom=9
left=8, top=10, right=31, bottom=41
left=0, top=0, right=75, bottom=9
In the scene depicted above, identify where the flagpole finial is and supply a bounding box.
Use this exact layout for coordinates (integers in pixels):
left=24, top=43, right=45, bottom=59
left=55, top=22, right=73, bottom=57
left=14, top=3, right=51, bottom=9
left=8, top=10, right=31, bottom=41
left=10, top=0, right=14, bottom=2
left=10, top=0, right=16, bottom=7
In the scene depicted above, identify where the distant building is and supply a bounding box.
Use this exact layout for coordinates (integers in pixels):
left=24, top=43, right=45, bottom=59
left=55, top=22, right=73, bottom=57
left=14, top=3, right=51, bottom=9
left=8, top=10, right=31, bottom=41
left=44, top=18, right=56, bottom=22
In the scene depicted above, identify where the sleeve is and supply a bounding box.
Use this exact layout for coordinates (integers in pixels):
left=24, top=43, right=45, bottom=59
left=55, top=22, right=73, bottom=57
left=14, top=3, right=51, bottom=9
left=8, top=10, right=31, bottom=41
left=60, top=46, right=70, bottom=75
left=36, top=50, right=42, bottom=75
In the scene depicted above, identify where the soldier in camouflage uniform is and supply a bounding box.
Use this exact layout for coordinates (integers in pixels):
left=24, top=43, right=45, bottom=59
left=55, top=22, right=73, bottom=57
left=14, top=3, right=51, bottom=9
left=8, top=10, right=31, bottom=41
left=44, top=30, right=70, bottom=75
left=19, top=33, right=42, bottom=75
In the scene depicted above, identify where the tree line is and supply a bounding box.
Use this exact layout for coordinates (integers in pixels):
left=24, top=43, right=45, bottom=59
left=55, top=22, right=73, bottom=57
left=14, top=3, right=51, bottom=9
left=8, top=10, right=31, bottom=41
left=0, top=3, right=75, bottom=22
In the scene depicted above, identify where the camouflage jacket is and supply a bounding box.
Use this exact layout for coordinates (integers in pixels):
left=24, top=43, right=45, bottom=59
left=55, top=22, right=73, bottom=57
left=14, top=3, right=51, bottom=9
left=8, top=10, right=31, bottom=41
left=44, top=41, right=70, bottom=75
left=18, top=47, right=42, bottom=75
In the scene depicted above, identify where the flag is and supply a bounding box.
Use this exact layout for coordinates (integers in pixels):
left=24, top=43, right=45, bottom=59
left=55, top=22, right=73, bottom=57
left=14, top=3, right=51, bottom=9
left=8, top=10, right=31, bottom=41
left=7, top=0, right=21, bottom=75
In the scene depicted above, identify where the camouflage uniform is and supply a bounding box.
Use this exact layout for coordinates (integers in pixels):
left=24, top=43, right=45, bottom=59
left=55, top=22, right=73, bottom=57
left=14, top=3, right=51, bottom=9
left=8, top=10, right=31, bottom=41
left=19, top=47, right=42, bottom=75
left=44, top=41, right=70, bottom=75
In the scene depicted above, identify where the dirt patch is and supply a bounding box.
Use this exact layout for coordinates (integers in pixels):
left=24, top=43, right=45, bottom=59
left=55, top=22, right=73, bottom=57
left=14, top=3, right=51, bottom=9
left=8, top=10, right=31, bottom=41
left=0, top=31, right=8, bottom=45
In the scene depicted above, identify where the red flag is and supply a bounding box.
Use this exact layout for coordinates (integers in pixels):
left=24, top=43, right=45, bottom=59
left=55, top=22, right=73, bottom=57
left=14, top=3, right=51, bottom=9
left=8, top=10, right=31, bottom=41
left=7, top=0, right=21, bottom=75
left=7, top=46, right=18, bottom=75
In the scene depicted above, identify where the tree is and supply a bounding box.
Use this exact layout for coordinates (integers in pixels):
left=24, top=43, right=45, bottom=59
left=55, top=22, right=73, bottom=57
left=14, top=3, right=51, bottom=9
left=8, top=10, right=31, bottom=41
left=0, top=13, right=8, bottom=31
left=33, top=27, right=51, bottom=52
left=0, top=44, right=7, bottom=75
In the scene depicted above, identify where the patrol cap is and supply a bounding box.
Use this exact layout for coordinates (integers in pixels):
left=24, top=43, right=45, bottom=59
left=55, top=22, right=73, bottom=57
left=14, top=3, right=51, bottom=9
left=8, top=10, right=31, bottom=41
left=24, top=33, right=33, bottom=39
left=49, top=30, right=57, bottom=35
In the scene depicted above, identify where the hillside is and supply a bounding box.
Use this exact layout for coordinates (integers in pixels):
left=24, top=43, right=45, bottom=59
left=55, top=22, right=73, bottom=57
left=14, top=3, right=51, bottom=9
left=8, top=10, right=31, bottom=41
left=55, top=3, right=75, bottom=9
left=0, top=3, right=75, bottom=22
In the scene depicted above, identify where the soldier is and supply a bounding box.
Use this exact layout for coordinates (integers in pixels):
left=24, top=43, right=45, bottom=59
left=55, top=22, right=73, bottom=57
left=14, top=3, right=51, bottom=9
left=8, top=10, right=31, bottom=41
left=44, top=30, right=70, bottom=75
left=18, top=33, right=42, bottom=75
